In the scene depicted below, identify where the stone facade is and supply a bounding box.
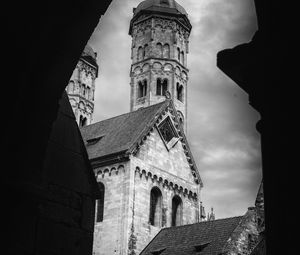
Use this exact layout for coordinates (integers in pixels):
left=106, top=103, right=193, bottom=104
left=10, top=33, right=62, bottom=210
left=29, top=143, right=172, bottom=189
left=67, top=45, right=98, bottom=127
left=223, top=208, right=260, bottom=255
left=129, top=1, right=192, bottom=132
left=92, top=109, right=201, bottom=255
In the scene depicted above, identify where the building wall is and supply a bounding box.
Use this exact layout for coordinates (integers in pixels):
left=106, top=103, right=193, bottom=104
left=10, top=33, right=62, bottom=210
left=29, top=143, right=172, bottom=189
left=93, top=162, right=132, bottom=255
left=130, top=121, right=201, bottom=254
left=91, top=112, right=201, bottom=255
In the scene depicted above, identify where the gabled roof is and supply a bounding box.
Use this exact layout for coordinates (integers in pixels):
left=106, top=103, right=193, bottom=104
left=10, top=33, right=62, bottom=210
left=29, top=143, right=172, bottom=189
left=80, top=101, right=167, bottom=160
left=140, top=216, right=243, bottom=255
left=80, top=99, right=202, bottom=185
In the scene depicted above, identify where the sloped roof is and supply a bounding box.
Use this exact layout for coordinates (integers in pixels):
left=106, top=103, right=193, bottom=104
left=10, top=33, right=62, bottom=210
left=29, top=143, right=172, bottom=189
left=140, top=216, right=243, bottom=255
left=80, top=99, right=202, bottom=185
left=80, top=101, right=167, bottom=160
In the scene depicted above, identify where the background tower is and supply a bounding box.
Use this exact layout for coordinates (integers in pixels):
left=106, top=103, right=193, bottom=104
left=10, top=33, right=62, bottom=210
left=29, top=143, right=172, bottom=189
left=66, top=44, right=98, bottom=127
left=129, top=0, right=192, bottom=132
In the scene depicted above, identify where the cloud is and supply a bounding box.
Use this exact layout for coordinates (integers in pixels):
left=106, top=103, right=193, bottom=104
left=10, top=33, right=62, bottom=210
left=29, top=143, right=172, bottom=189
left=87, top=0, right=261, bottom=219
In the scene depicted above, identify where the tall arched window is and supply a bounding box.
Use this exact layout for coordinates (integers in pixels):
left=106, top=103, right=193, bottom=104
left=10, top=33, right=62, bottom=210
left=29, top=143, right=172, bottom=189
left=68, top=81, right=74, bottom=93
left=163, top=44, right=170, bottom=58
left=177, top=83, right=184, bottom=102
left=82, top=84, right=86, bottom=96
left=138, top=80, right=147, bottom=98
left=79, top=115, right=87, bottom=127
left=149, top=187, right=162, bottom=226
left=157, top=43, right=163, bottom=58
left=138, top=46, right=144, bottom=61
left=156, top=78, right=162, bottom=96
left=181, top=51, right=185, bottom=65
left=86, top=87, right=91, bottom=100
left=143, top=80, right=147, bottom=96
left=156, top=79, right=168, bottom=96
left=177, top=47, right=180, bottom=61
left=96, top=182, right=105, bottom=222
left=172, top=195, right=183, bottom=226
left=162, top=79, right=168, bottom=96
left=144, top=44, right=149, bottom=59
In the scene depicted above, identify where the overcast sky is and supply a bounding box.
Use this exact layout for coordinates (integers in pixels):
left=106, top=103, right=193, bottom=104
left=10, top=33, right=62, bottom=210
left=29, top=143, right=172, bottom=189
left=88, top=0, right=262, bottom=219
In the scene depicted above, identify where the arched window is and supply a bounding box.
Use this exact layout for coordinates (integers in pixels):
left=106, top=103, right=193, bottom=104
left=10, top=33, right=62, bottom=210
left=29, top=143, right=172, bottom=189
left=149, top=187, right=162, bottom=226
left=79, top=115, right=87, bottom=127
left=138, top=81, right=143, bottom=98
left=180, top=51, right=185, bottom=65
left=156, top=79, right=168, bottom=96
left=177, top=111, right=184, bottom=126
left=162, top=79, right=168, bottom=96
left=86, top=87, right=91, bottom=100
left=143, top=80, right=147, bottom=97
left=172, top=195, right=183, bottom=226
left=144, top=44, right=149, bottom=59
left=138, top=80, right=147, bottom=98
left=177, top=83, right=184, bottom=102
left=96, top=182, right=105, bottom=222
left=163, top=44, right=170, bottom=58
left=138, top=46, right=144, bottom=61
left=68, top=81, right=74, bottom=93
left=82, top=84, right=86, bottom=96
left=177, top=47, right=180, bottom=61
left=157, top=43, right=163, bottom=58
left=156, top=78, right=162, bottom=96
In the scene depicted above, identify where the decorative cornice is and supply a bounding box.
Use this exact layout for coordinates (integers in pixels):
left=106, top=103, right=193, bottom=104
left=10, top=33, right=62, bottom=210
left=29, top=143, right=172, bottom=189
left=135, top=167, right=198, bottom=201
left=95, top=164, right=126, bottom=179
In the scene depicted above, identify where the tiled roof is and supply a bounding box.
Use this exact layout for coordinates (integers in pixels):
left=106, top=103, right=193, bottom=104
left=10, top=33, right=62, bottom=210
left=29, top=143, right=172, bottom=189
left=140, top=216, right=243, bottom=255
left=80, top=101, right=168, bottom=161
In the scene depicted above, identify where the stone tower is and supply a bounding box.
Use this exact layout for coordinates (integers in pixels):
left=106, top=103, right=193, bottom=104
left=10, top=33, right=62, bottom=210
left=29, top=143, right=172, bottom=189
left=129, top=0, right=192, bottom=132
left=66, top=44, right=98, bottom=127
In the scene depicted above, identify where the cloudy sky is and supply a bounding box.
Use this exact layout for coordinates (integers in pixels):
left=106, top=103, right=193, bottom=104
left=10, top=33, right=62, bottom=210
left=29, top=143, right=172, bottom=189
left=88, top=0, right=262, bottom=219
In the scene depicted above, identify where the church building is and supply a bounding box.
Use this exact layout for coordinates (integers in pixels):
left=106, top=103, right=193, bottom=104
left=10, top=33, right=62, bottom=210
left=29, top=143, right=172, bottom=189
left=68, top=1, right=205, bottom=254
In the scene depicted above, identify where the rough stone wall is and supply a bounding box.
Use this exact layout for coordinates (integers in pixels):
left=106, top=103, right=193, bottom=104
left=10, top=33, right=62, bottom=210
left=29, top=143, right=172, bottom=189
left=130, top=124, right=200, bottom=254
left=130, top=16, right=190, bottom=131
left=224, top=208, right=260, bottom=255
left=92, top=163, right=132, bottom=255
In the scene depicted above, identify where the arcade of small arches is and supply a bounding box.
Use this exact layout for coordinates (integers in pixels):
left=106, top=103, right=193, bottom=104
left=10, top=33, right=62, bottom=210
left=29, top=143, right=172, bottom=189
left=132, top=63, right=188, bottom=81
left=135, top=167, right=198, bottom=201
left=67, top=80, right=94, bottom=101
left=136, top=78, right=184, bottom=101
left=95, top=165, right=126, bottom=179
left=136, top=43, right=185, bottom=65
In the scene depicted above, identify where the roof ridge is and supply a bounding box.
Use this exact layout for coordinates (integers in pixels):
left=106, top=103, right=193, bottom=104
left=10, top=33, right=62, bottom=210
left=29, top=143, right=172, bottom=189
left=160, top=215, right=244, bottom=231
left=80, top=101, right=167, bottom=130
left=127, top=100, right=170, bottom=154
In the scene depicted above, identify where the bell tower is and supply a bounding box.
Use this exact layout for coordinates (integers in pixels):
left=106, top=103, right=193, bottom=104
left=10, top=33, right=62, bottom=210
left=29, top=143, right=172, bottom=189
left=66, top=44, right=98, bottom=127
left=129, top=0, right=192, bottom=132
